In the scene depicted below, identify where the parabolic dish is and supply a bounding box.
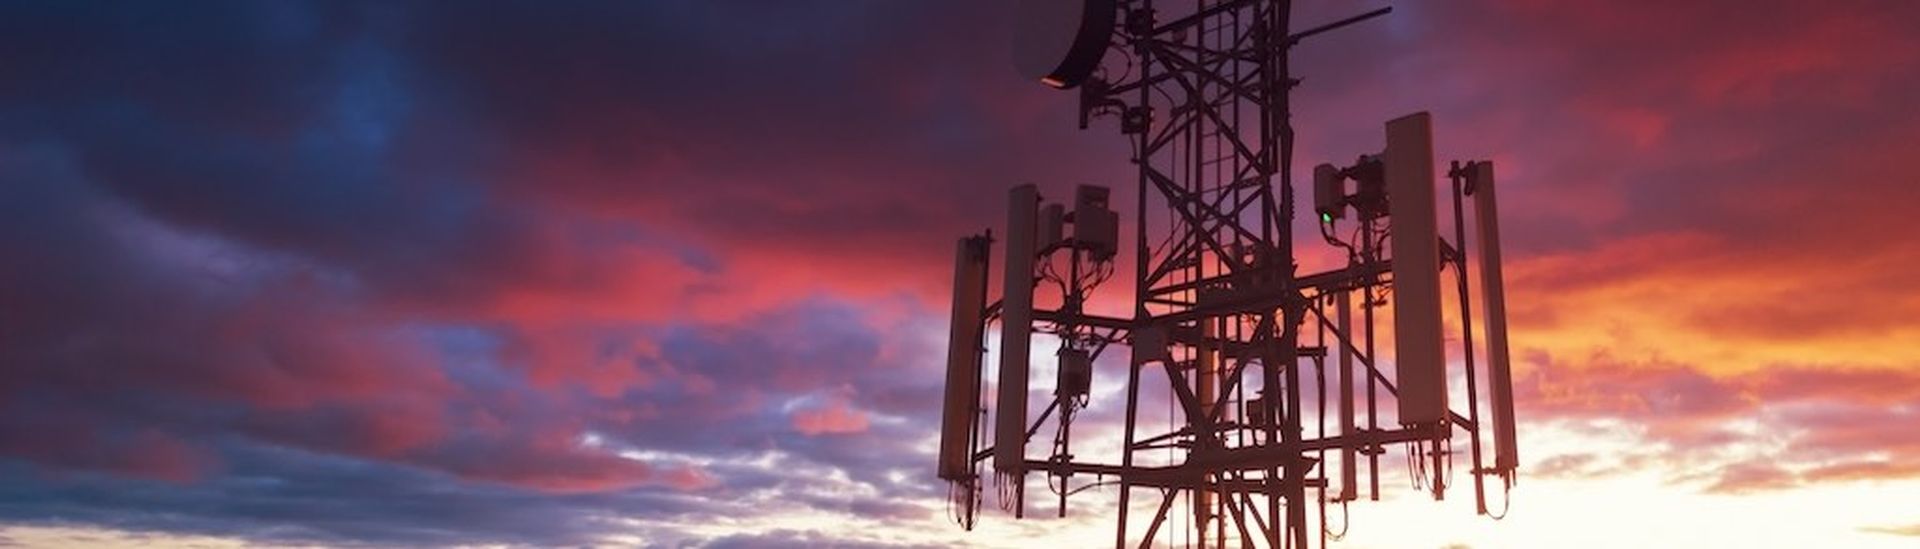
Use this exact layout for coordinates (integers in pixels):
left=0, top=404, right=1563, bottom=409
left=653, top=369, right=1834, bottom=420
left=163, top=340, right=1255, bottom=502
left=1012, top=0, right=1115, bottom=89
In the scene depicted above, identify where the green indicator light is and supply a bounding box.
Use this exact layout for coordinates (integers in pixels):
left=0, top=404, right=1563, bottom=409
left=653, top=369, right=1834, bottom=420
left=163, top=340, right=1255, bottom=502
left=1320, top=212, right=1332, bottom=224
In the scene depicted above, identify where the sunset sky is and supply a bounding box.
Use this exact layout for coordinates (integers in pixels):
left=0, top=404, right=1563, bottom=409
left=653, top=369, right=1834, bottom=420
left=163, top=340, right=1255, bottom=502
left=2, top=1, right=1918, bottom=547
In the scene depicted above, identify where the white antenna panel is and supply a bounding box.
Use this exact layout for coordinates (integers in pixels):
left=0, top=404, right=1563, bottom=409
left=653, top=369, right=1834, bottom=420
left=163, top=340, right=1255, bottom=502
left=1471, top=162, right=1519, bottom=471
left=938, top=236, right=991, bottom=481
left=993, top=185, right=1040, bottom=475
left=1385, top=112, right=1448, bottom=426
left=1337, top=289, right=1358, bottom=501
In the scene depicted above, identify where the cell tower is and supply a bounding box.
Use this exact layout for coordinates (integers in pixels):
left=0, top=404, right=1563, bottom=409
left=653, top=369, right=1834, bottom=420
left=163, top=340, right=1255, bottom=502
left=937, top=1, right=1521, bottom=547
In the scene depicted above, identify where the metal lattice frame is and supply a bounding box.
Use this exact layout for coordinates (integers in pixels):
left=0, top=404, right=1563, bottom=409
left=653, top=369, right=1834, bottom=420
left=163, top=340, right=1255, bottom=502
left=953, top=2, right=1513, bottom=548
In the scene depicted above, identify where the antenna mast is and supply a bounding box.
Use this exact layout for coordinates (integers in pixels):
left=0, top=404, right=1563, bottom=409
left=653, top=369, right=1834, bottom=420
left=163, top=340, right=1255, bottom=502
left=938, top=2, right=1522, bottom=547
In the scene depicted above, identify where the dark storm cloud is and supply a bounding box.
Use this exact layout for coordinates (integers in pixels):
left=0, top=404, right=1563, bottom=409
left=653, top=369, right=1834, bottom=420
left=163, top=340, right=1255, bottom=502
left=0, top=443, right=703, bottom=546
left=4, top=0, right=1011, bottom=545
left=592, top=300, right=951, bottom=499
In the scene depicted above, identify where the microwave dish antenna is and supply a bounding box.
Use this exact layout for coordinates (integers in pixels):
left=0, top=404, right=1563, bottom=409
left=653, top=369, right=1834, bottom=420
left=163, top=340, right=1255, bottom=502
left=1012, top=0, right=1116, bottom=89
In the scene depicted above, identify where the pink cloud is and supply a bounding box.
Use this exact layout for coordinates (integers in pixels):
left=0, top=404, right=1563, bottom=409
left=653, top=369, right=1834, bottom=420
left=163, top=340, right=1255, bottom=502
left=660, top=466, right=720, bottom=491
left=792, top=398, right=871, bottom=436
left=1701, top=462, right=1797, bottom=495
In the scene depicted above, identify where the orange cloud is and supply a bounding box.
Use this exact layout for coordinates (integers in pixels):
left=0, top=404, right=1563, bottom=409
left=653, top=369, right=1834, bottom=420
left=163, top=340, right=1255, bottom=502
left=1505, top=231, right=1920, bottom=377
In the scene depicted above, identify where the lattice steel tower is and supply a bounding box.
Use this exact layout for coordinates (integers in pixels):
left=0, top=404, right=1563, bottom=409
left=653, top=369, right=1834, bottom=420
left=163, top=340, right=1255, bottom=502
left=938, top=1, right=1521, bottom=547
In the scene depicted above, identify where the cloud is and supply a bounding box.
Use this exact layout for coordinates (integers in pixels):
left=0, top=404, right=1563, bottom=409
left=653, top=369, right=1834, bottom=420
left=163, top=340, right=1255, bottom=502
left=1700, top=462, right=1798, bottom=495
left=1861, top=522, right=1920, bottom=538
left=792, top=398, right=873, bottom=436
left=1514, top=351, right=1920, bottom=490
left=0, top=146, right=686, bottom=496
left=0, top=444, right=663, bottom=547
left=696, top=529, right=945, bottom=549
left=0, top=0, right=1918, bottom=546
